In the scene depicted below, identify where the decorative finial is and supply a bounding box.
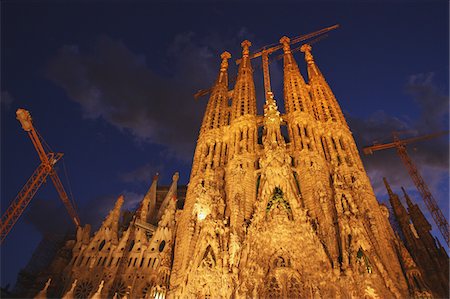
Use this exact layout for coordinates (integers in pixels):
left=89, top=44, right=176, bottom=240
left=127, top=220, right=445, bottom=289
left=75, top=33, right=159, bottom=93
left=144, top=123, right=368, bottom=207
left=241, top=40, right=252, bottom=56
left=221, top=51, right=231, bottom=60
left=279, top=36, right=291, bottom=53
left=153, top=173, right=159, bottom=181
left=300, top=44, right=314, bottom=64
left=220, top=51, right=231, bottom=71
left=173, top=172, right=179, bottom=182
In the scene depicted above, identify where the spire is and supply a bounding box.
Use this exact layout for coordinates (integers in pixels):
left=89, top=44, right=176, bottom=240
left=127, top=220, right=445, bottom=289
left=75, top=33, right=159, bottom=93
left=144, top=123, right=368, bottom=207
left=401, top=187, right=414, bottom=208
left=231, top=40, right=257, bottom=120
left=279, top=36, right=314, bottom=116
left=402, top=187, right=432, bottom=232
left=156, top=172, right=179, bottom=221
left=383, top=177, right=395, bottom=197
left=384, top=178, right=410, bottom=225
left=300, top=44, right=347, bottom=125
left=263, top=92, right=285, bottom=148
left=201, top=52, right=231, bottom=133
left=138, top=174, right=158, bottom=222
left=101, top=195, right=124, bottom=230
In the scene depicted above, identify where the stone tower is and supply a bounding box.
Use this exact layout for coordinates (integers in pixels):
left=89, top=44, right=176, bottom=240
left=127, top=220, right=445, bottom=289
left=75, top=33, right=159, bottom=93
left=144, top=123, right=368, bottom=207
left=384, top=178, right=448, bottom=298
left=169, top=37, right=415, bottom=298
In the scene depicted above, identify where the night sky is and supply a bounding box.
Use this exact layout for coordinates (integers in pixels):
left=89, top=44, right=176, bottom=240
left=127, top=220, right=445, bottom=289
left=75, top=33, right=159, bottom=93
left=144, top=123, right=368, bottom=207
left=1, top=1, right=448, bottom=288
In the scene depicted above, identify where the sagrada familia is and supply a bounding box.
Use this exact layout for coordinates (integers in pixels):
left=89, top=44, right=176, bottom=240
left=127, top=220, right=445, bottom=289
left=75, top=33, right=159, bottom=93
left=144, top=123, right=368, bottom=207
left=11, top=36, right=448, bottom=298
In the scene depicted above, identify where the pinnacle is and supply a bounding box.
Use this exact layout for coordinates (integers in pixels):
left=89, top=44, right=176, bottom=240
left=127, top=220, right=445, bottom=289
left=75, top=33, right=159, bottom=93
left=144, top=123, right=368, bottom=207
left=153, top=173, right=159, bottom=181
left=279, top=36, right=290, bottom=45
left=241, top=40, right=252, bottom=48
left=383, top=177, right=394, bottom=196
left=300, top=43, right=312, bottom=53
left=221, top=51, right=231, bottom=60
left=173, top=172, right=179, bottom=182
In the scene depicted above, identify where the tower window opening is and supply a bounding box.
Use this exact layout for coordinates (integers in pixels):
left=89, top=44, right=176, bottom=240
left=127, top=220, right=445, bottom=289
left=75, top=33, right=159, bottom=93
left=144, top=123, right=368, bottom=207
left=85, top=257, right=91, bottom=266
left=331, top=138, right=337, bottom=150
left=102, top=257, right=107, bottom=266
left=98, top=240, right=106, bottom=251
left=293, top=172, right=301, bottom=195
left=133, top=257, right=137, bottom=267
left=128, top=258, right=132, bottom=267
left=256, top=175, right=261, bottom=195
left=159, top=240, right=166, bottom=252
left=97, top=257, right=102, bottom=266
left=108, top=258, right=113, bottom=267
left=77, top=256, right=84, bottom=266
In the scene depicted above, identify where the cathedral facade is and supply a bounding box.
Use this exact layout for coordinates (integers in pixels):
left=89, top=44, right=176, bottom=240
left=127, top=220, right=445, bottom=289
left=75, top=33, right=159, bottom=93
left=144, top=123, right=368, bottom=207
left=15, top=36, right=448, bottom=299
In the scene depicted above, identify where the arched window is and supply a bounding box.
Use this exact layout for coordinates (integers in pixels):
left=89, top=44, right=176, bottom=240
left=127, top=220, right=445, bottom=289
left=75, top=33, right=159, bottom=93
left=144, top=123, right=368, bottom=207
left=267, top=277, right=281, bottom=299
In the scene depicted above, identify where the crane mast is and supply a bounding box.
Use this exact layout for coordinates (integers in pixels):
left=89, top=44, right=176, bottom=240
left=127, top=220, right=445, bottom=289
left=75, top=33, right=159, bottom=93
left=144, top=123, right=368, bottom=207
left=363, top=131, right=449, bottom=246
left=0, top=109, right=81, bottom=244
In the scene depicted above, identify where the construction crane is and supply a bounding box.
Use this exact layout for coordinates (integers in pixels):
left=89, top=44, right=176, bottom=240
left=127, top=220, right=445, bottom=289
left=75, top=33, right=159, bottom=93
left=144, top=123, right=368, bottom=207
left=194, top=24, right=339, bottom=99
left=0, top=109, right=81, bottom=244
left=363, top=130, right=449, bottom=246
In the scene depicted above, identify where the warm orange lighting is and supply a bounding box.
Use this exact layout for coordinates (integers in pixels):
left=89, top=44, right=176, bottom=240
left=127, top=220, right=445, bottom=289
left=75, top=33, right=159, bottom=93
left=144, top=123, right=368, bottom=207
left=197, top=211, right=207, bottom=221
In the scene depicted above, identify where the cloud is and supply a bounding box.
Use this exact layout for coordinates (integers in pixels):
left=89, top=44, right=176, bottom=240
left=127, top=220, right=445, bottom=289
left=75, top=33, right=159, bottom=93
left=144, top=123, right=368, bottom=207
left=348, top=73, right=449, bottom=205
left=46, top=32, right=251, bottom=161
left=119, top=162, right=163, bottom=184
left=24, top=191, right=146, bottom=236
left=1, top=91, right=14, bottom=109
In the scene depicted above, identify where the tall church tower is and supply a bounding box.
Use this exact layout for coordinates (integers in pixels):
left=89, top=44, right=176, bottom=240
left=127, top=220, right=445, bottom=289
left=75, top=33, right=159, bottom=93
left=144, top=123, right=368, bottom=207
left=169, top=36, right=414, bottom=298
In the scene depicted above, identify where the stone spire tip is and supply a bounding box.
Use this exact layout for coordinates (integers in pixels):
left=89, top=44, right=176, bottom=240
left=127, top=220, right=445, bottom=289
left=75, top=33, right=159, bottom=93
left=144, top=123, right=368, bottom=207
left=173, top=172, right=179, bottom=182
left=383, top=177, right=394, bottom=196
left=241, top=40, right=252, bottom=48
left=153, top=173, right=159, bottom=181
left=300, top=43, right=312, bottom=53
left=280, top=36, right=290, bottom=44
left=221, top=51, right=231, bottom=60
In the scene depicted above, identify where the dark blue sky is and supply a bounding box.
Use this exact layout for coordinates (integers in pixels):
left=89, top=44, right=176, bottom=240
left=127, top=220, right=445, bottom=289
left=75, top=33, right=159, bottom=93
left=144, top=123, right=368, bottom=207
left=1, top=1, right=449, bottom=288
